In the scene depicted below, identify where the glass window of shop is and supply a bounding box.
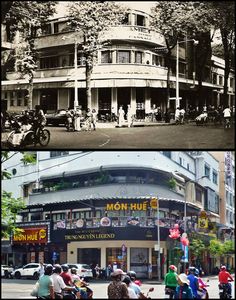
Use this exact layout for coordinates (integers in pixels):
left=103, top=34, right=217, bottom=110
left=117, top=51, right=130, bottom=63
left=130, top=248, right=149, bottom=278
left=136, top=14, right=146, bottom=27
left=106, top=248, right=127, bottom=271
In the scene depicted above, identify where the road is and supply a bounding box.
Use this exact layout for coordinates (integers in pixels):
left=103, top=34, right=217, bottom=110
left=2, top=123, right=234, bottom=149
left=1, top=275, right=235, bottom=299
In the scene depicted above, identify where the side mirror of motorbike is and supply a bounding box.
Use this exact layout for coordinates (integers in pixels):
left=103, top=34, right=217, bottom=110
left=149, top=287, right=154, bottom=292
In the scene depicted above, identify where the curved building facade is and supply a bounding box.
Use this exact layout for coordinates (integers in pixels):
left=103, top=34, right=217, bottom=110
left=2, top=6, right=235, bottom=115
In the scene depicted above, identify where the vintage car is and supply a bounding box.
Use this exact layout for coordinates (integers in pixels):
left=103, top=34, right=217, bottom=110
left=45, top=109, right=68, bottom=126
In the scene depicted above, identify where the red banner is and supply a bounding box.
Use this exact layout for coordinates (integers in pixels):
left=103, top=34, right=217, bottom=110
left=13, top=227, right=47, bottom=244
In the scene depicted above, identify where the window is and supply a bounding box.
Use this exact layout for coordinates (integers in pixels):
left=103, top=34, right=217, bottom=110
left=54, top=23, right=59, bottom=34
left=152, top=55, right=163, bottom=66
left=196, top=188, right=202, bottom=203
left=162, top=151, right=171, bottom=159
left=179, top=157, right=182, bottom=166
left=40, top=56, right=59, bottom=69
left=187, top=163, right=190, bottom=171
left=205, top=164, right=210, bottom=179
left=101, top=51, right=112, bottom=64
left=212, top=171, right=218, bottom=184
left=135, top=52, right=142, bottom=64
left=219, top=76, right=223, bottom=86
left=136, top=14, right=145, bottom=26
left=23, top=185, right=29, bottom=197
left=50, top=151, right=69, bottom=158
left=41, top=24, right=52, bottom=35
left=17, top=99, right=22, bottom=106
left=122, top=13, right=129, bottom=25
left=230, top=78, right=234, bottom=88
left=212, top=73, right=217, bottom=85
left=117, top=51, right=130, bottom=63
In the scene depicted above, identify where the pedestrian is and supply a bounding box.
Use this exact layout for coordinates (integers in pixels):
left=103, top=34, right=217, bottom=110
left=223, top=106, right=231, bottom=128
left=107, top=269, right=129, bottom=299
left=106, top=263, right=113, bottom=278
left=122, top=275, right=138, bottom=298
left=151, top=104, right=157, bottom=122
left=187, top=267, right=199, bottom=299
left=127, top=105, right=133, bottom=128
left=174, top=273, right=193, bottom=299
left=111, top=107, right=117, bottom=122
left=95, top=264, right=100, bottom=279
left=37, top=264, right=55, bottom=299
left=86, top=108, right=92, bottom=130
left=118, top=106, right=125, bottom=127
left=175, top=107, right=180, bottom=123
left=180, top=108, right=185, bottom=124
left=39, top=261, right=45, bottom=279
left=148, top=263, right=152, bottom=280
left=91, top=109, right=97, bottom=130
left=74, top=106, right=82, bottom=132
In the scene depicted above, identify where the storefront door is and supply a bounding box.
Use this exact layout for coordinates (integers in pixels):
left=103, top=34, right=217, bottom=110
left=130, top=248, right=149, bottom=278
left=77, top=248, right=101, bottom=266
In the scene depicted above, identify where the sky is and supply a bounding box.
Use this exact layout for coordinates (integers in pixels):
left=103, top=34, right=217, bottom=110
left=54, top=1, right=156, bottom=18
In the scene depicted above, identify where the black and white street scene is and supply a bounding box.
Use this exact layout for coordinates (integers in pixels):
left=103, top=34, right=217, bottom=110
left=1, top=1, right=235, bottom=149
left=1, top=151, right=235, bottom=299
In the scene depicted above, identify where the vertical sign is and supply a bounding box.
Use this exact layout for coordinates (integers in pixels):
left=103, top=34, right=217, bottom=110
left=225, top=152, right=231, bottom=178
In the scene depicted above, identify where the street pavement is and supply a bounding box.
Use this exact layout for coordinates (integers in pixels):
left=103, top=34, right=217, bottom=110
left=2, top=122, right=234, bottom=149
left=1, top=275, right=235, bottom=299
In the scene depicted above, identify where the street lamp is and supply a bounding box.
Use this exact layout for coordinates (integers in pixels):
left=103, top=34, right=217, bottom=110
left=176, top=39, right=198, bottom=110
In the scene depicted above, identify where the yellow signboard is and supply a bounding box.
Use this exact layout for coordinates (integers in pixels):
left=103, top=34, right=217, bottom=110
left=198, top=217, right=208, bottom=229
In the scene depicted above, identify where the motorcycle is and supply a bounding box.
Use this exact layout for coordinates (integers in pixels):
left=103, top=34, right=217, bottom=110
left=164, top=287, right=175, bottom=299
left=219, top=281, right=232, bottom=299
left=7, top=119, right=50, bottom=148
left=143, top=287, right=154, bottom=299
left=65, top=116, right=75, bottom=132
left=197, top=280, right=209, bottom=299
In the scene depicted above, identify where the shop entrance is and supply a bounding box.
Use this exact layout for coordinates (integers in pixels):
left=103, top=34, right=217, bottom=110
left=117, top=87, right=131, bottom=117
left=40, top=89, right=57, bottom=113
left=77, top=248, right=101, bottom=266
left=130, top=248, right=149, bottom=278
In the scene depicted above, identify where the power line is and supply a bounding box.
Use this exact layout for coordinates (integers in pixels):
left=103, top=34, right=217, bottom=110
left=2, top=151, right=95, bottom=180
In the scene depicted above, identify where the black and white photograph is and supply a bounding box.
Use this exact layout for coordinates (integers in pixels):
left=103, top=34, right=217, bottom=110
left=1, top=1, right=235, bottom=149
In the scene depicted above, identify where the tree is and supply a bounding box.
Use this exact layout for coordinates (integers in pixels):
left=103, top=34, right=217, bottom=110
left=67, top=1, right=126, bottom=109
left=1, top=151, right=36, bottom=238
left=189, top=238, right=207, bottom=263
left=151, top=2, right=217, bottom=109
left=211, top=2, right=235, bottom=107
left=2, top=1, right=57, bottom=109
left=208, top=239, right=224, bottom=259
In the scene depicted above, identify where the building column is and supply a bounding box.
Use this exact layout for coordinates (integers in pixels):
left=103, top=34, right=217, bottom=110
left=145, top=88, right=151, bottom=114
left=130, top=87, right=136, bottom=115
left=101, top=246, right=106, bottom=269
left=112, top=50, right=116, bottom=64
left=111, top=87, right=118, bottom=114
left=131, top=50, right=135, bottom=64
left=127, top=246, right=130, bottom=271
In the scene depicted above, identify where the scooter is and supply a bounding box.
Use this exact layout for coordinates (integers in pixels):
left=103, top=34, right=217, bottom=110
left=219, top=281, right=233, bottom=299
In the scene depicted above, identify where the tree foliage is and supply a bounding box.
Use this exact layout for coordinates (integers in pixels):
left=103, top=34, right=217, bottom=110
left=2, top=1, right=57, bottom=109
left=1, top=151, right=36, bottom=239
left=67, top=1, right=126, bottom=108
left=189, top=238, right=207, bottom=259
left=208, top=239, right=224, bottom=258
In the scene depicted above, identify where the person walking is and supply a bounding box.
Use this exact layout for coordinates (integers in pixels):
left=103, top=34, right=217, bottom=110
left=37, top=264, right=54, bottom=299
left=175, top=107, right=180, bottom=124
left=127, top=105, right=133, bottom=128
left=223, top=106, right=231, bottom=128
left=39, top=261, right=45, bottom=279
left=107, top=269, right=129, bottom=299
left=74, top=106, right=82, bottom=132
left=91, top=109, right=97, bottom=130
left=174, top=273, right=193, bottom=299
left=165, top=265, right=178, bottom=299
left=118, top=106, right=125, bottom=127
left=187, top=267, right=199, bottom=299
left=148, top=263, right=152, bottom=280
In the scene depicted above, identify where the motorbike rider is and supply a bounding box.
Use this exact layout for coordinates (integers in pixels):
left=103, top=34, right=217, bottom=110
left=195, top=269, right=209, bottom=299
left=164, top=265, right=178, bottom=299
left=187, top=267, right=199, bottom=299
left=32, top=105, right=47, bottom=143
left=51, top=264, right=78, bottom=299
left=218, top=265, right=234, bottom=297
left=70, top=267, right=90, bottom=299
left=107, top=268, right=129, bottom=299
left=127, top=271, right=148, bottom=299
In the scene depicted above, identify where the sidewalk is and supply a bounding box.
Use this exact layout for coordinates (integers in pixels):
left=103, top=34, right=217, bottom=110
left=96, top=120, right=175, bottom=129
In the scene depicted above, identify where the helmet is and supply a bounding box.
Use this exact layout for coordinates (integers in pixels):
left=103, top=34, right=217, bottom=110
left=169, top=265, right=177, bottom=272
left=189, top=266, right=196, bottom=273
left=127, top=271, right=137, bottom=280
left=195, top=269, right=199, bottom=276
left=61, top=264, right=69, bottom=272
left=221, top=265, right=226, bottom=271
left=122, top=275, right=131, bottom=285
left=71, top=267, right=77, bottom=275
left=45, top=264, right=53, bottom=275
left=53, top=264, right=62, bottom=274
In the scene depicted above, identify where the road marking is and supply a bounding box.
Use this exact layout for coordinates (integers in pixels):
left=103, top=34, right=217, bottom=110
left=99, top=133, right=111, bottom=147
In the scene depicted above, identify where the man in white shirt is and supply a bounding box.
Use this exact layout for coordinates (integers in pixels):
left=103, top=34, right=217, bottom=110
left=223, top=107, right=231, bottom=128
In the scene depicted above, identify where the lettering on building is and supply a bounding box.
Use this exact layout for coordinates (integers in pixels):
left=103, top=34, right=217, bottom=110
left=106, top=201, right=148, bottom=211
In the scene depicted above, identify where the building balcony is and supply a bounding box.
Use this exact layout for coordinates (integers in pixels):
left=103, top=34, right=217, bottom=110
left=34, top=26, right=165, bottom=50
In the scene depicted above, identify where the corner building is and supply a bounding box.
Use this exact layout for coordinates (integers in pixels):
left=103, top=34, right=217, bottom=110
left=2, top=7, right=235, bottom=115
left=2, top=151, right=225, bottom=278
